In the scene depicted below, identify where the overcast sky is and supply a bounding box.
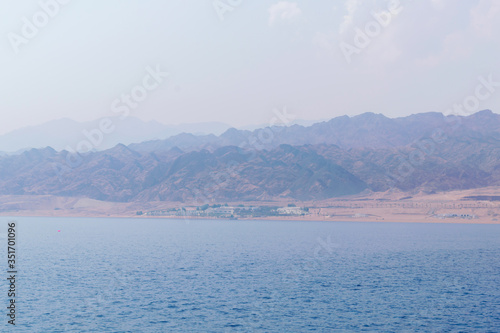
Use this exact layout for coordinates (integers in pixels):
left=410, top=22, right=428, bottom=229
left=1, top=0, right=499, bottom=135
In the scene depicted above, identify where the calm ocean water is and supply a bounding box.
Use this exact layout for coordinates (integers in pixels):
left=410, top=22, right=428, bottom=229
left=1, top=217, right=499, bottom=332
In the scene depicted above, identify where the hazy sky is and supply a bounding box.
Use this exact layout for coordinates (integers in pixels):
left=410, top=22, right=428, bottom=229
left=1, top=0, right=499, bottom=135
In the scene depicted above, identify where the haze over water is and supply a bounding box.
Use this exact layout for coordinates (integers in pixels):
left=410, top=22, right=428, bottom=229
left=4, top=217, right=499, bottom=332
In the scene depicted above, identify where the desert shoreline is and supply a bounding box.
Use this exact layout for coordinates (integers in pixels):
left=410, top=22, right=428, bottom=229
left=1, top=212, right=498, bottom=224
left=1, top=186, right=499, bottom=224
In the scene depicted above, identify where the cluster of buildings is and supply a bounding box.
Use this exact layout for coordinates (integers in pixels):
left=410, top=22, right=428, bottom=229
left=434, top=213, right=478, bottom=219
left=142, top=205, right=309, bottom=218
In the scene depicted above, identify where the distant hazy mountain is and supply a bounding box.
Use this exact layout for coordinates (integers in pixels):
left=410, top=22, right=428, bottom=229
left=239, top=118, right=328, bottom=131
left=130, top=110, right=500, bottom=152
left=0, top=117, right=231, bottom=153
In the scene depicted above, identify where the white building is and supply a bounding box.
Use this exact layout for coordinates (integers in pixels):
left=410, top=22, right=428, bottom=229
left=277, top=207, right=305, bottom=215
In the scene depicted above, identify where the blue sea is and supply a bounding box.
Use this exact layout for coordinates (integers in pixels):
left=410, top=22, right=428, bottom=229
left=2, top=217, right=499, bottom=332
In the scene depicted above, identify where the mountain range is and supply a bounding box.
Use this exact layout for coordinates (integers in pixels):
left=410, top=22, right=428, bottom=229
left=129, top=110, right=500, bottom=152
left=0, top=110, right=498, bottom=203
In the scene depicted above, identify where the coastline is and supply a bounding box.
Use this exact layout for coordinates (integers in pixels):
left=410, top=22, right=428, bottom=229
left=1, top=208, right=498, bottom=224
left=1, top=186, right=499, bottom=224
